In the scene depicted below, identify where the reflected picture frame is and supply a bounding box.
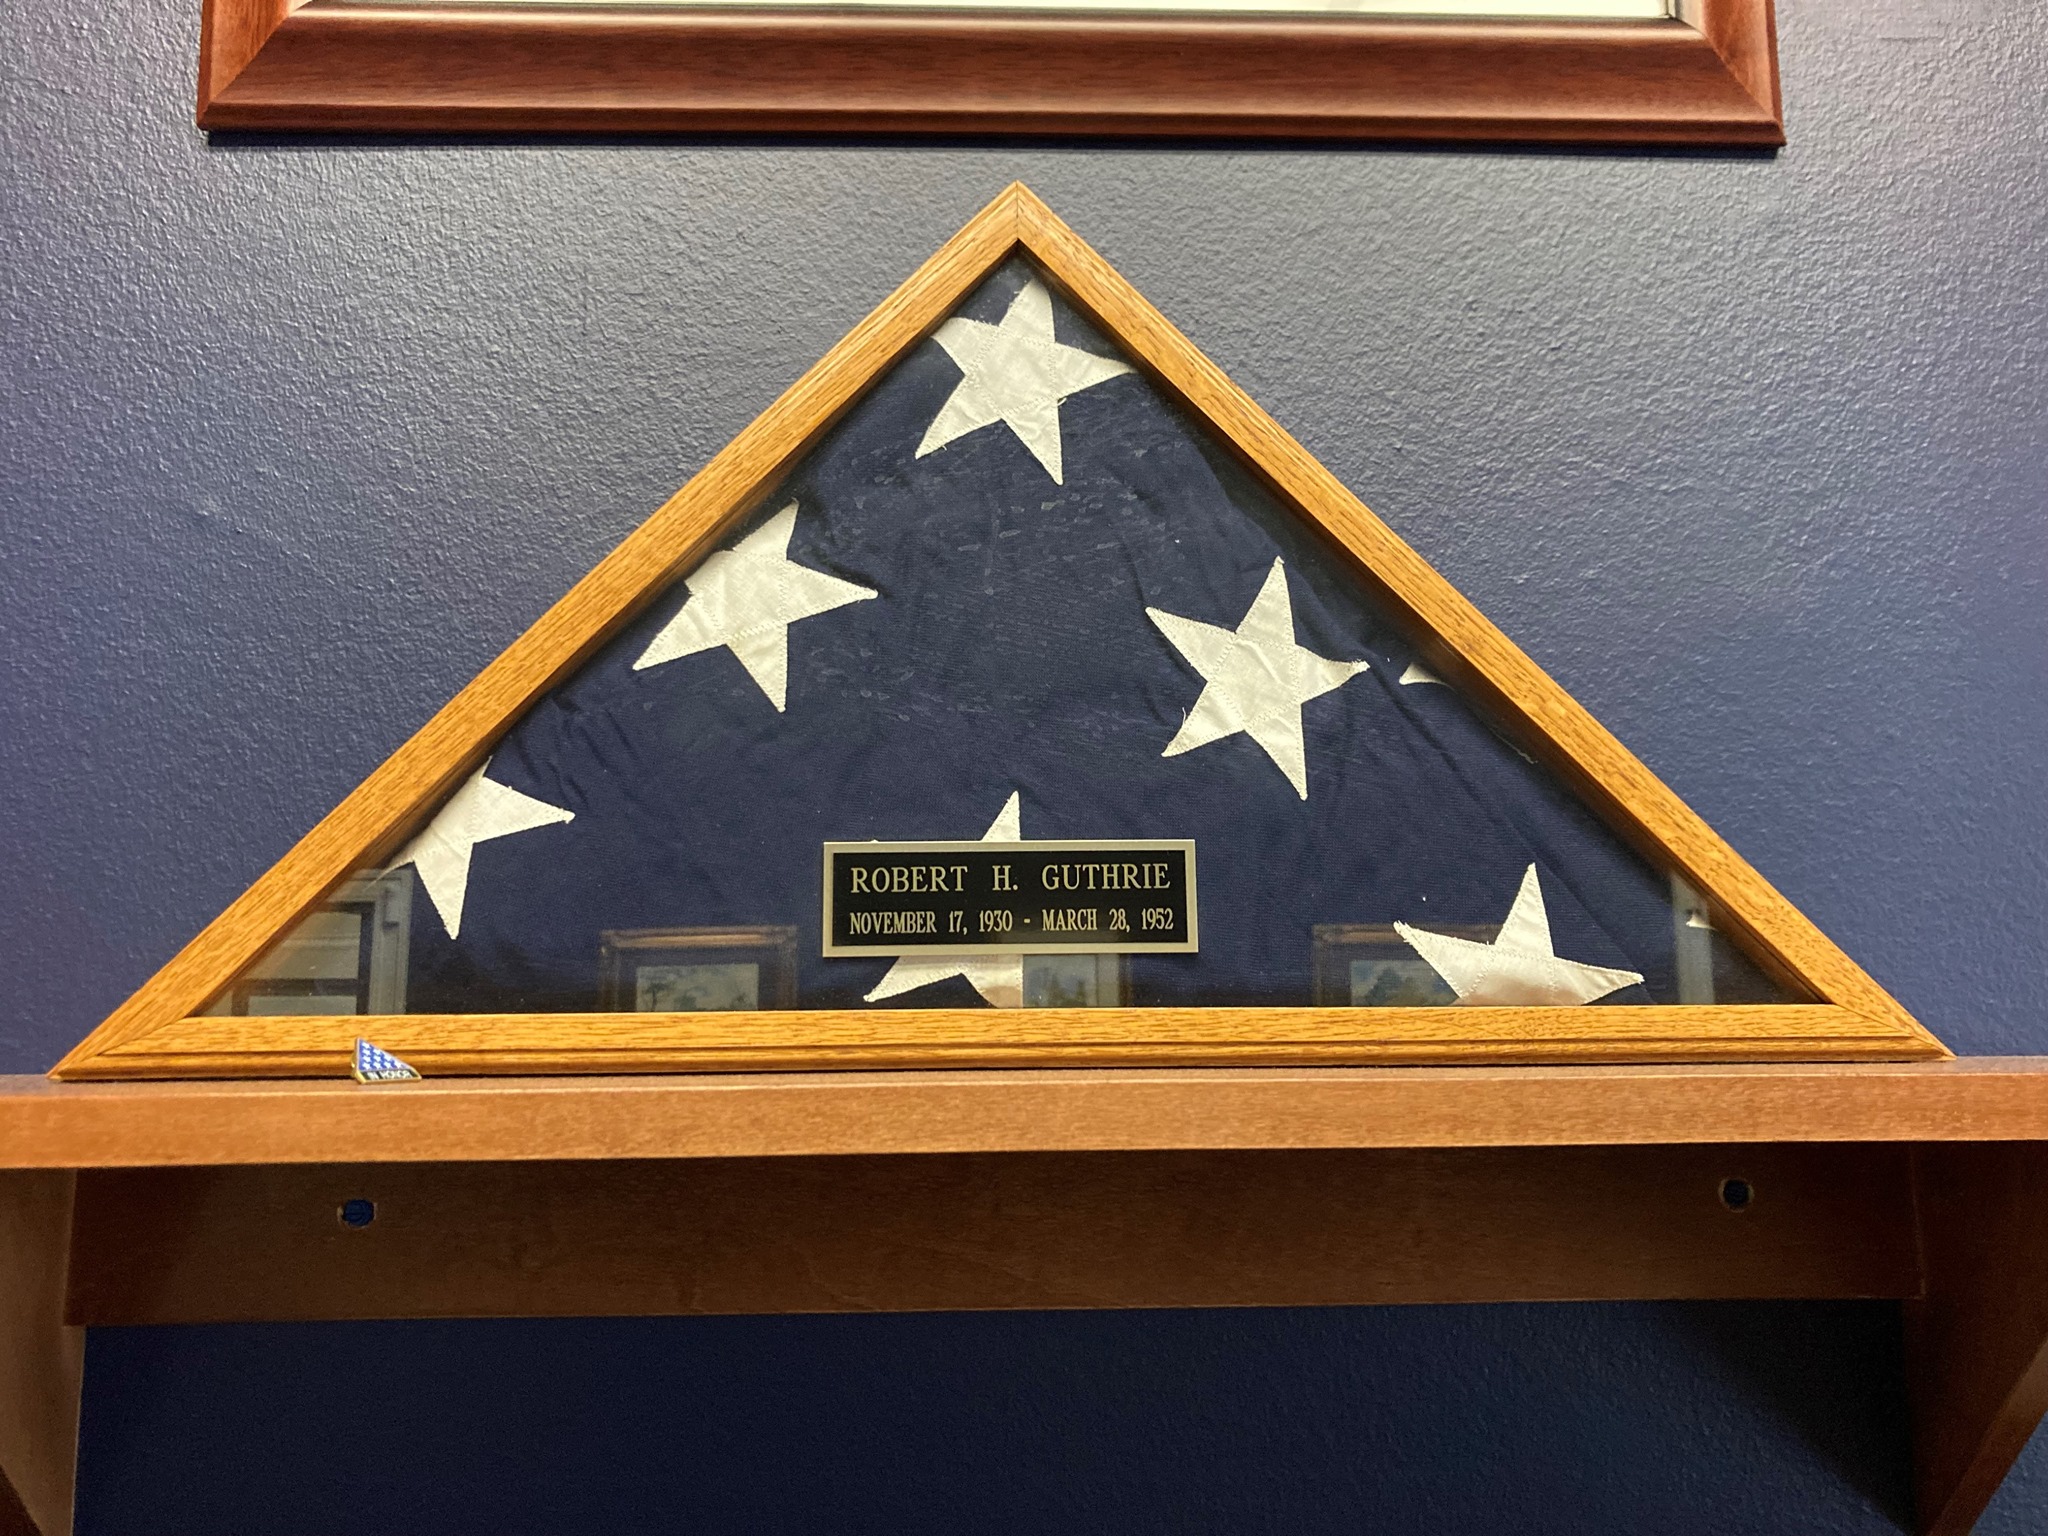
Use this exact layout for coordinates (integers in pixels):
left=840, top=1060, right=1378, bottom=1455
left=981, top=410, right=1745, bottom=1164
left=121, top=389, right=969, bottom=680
left=1311, top=922, right=1494, bottom=1008
left=200, top=870, right=414, bottom=1018
left=598, top=927, right=800, bottom=1012
left=195, top=0, right=1780, bottom=146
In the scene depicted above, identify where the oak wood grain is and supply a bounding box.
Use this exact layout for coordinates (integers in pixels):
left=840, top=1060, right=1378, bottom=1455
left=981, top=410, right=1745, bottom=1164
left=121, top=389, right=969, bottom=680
left=0, top=1173, right=80, bottom=1536
left=195, top=0, right=1784, bottom=145
left=60, top=183, right=1933, bottom=1080
left=64, top=1002, right=1930, bottom=1081
left=1907, top=1143, right=2048, bottom=1536
left=65, top=1143, right=1915, bottom=1325
left=6, top=1062, right=2047, bottom=1171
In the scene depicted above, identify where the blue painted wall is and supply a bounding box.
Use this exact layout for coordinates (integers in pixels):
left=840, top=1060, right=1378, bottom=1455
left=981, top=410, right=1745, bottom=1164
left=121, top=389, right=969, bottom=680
left=4, top=0, right=2043, bottom=1528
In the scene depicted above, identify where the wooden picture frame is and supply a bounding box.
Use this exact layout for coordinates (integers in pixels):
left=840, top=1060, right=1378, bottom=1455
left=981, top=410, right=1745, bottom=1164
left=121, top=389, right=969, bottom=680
left=52, top=184, right=1942, bottom=1080
left=196, top=0, right=1782, bottom=146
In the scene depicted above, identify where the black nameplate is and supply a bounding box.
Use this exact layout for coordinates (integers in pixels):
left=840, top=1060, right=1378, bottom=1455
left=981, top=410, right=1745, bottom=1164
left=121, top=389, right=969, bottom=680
left=822, top=840, right=1198, bottom=957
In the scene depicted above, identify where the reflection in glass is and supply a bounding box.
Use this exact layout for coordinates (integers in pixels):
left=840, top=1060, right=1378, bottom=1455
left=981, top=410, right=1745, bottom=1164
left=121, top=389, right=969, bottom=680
left=1315, top=925, right=1480, bottom=1007
left=598, top=928, right=799, bottom=1011
left=638, top=963, right=759, bottom=1012
left=1023, top=954, right=1125, bottom=1008
left=204, top=871, right=412, bottom=1016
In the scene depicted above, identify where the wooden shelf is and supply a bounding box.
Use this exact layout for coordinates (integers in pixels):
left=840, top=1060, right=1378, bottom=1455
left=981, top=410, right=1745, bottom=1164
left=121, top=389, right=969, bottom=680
left=5, top=1060, right=2048, bottom=1536
left=6, top=1057, right=2048, bottom=1169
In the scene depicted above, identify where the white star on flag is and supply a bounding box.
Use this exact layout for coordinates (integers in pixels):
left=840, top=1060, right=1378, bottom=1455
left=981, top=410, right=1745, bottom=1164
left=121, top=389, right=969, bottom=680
left=916, top=278, right=1134, bottom=484
left=388, top=762, right=575, bottom=939
left=633, top=502, right=877, bottom=711
left=1395, top=864, right=1645, bottom=1006
left=864, top=791, right=1026, bottom=1009
left=1146, top=558, right=1368, bottom=800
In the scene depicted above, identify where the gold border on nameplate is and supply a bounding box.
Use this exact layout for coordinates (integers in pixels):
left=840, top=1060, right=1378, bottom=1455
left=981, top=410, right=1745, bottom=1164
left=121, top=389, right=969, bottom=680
left=821, top=839, right=1199, bottom=958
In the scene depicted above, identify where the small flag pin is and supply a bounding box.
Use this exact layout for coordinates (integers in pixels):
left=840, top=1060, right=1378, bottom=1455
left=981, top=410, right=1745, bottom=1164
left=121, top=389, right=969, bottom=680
left=352, top=1038, right=421, bottom=1084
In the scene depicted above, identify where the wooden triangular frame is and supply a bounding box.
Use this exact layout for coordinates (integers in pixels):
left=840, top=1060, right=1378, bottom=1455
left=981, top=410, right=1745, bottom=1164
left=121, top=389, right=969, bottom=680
left=55, top=185, right=1949, bottom=1079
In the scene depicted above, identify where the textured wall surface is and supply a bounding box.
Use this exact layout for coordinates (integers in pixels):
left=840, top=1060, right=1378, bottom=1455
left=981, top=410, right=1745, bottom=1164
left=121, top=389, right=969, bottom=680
left=3, top=0, right=2044, bottom=1529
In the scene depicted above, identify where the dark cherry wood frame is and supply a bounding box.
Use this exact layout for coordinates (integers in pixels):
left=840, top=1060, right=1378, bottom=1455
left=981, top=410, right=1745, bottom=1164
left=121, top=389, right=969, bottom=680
left=197, top=0, right=1782, bottom=144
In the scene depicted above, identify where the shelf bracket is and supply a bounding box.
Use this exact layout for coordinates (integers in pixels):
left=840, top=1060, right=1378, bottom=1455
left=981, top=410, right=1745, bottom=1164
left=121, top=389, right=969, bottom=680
left=0, top=1171, right=82, bottom=1536
left=1910, top=1142, right=2048, bottom=1534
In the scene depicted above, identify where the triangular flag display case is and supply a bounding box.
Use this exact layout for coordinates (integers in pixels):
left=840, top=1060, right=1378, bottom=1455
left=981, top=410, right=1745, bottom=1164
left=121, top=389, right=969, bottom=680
left=54, top=186, right=1948, bottom=1080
